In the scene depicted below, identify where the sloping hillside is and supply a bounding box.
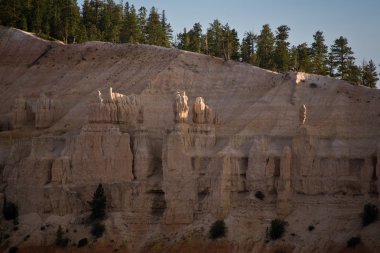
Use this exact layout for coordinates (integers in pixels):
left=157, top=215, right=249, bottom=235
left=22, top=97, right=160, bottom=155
left=0, top=27, right=379, bottom=253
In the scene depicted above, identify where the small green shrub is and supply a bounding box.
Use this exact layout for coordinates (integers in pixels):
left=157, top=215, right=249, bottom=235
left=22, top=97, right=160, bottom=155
left=91, top=223, right=105, bottom=238
left=36, top=33, right=60, bottom=42
left=9, top=246, right=18, bottom=253
left=56, top=225, right=69, bottom=248
left=362, top=203, right=378, bottom=227
left=3, top=202, right=18, bottom=221
left=56, top=225, right=63, bottom=245
left=23, top=235, right=30, bottom=241
left=60, top=238, right=69, bottom=247
left=269, top=219, right=286, bottom=240
left=209, top=220, right=227, bottom=239
left=255, top=191, right=265, bottom=200
left=310, top=83, right=318, bottom=88
left=77, top=238, right=88, bottom=248
left=347, top=236, right=361, bottom=248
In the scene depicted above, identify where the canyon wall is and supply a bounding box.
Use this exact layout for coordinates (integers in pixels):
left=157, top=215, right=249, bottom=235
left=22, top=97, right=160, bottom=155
left=0, top=27, right=379, bottom=253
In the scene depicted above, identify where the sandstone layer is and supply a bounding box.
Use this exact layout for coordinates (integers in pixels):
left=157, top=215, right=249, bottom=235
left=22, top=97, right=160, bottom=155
left=0, top=27, right=379, bottom=253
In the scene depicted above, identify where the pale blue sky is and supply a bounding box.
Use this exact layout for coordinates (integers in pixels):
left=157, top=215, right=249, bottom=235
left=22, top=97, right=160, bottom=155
left=78, top=0, right=380, bottom=71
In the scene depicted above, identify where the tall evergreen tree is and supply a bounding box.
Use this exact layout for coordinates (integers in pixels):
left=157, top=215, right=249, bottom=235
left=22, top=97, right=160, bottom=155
left=119, top=2, right=130, bottom=43
left=137, top=6, right=147, bottom=43
left=187, top=22, right=202, bottom=53
left=289, top=46, right=298, bottom=71
left=273, top=25, right=291, bottom=72
left=241, top=32, right=257, bottom=65
left=0, top=0, right=22, bottom=28
left=176, top=23, right=202, bottom=53
left=346, top=62, right=362, bottom=84
left=207, top=19, right=223, bottom=57
left=176, top=28, right=190, bottom=50
left=88, top=184, right=107, bottom=220
left=200, top=34, right=209, bottom=55
left=256, top=24, right=275, bottom=70
left=362, top=60, right=379, bottom=88
left=60, top=0, right=81, bottom=43
left=99, top=0, right=122, bottom=42
left=120, top=3, right=140, bottom=43
left=221, top=23, right=239, bottom=61
left=82, top=0, right=102, bottom=40
left=311, top=31, right=329, bottom=75
left=328, top=52, right=335, bottom=77
left=330, top=36, right=355, bottom=80
left=160, top=10, right=172, bottom=47
left=145, top=7, right=166, bottom=47
left=296, top=43, right=312, bottom=72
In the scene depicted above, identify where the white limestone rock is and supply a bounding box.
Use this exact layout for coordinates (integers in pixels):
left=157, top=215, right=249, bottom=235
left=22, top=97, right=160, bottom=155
left=63, top=124, right=134, bottom=185
left=12, top=94, right=28, bottom=128
left=133, top=128, right=154, bottom=180
left=299, top=104, right=307, bottom=125
left=89, top=88, right=143, bottom=128
left=192, top=97, right=214, bottom=124
left=173, top=91, right=189, bottom=123
left=35, top=93, right=56, bottom=128
left=162, top=130, right=195, bottom=224
left=276, top=146, right=292, bottom=217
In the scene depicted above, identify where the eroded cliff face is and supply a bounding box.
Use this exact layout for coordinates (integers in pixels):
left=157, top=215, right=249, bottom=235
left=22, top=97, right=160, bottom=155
left=0, top=27, right=379, bottom=253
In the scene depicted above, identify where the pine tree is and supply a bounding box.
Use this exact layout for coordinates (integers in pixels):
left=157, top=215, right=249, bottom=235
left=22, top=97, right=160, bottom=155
left=346, top=62, right=362, bottom=84
left=76, top=22, right=88, bottom=42
left=328, top=53, right=335, bottom=77
left=120, top=3, right=140, bottom=43
left=30, top=0, right=42, bottom=33
left=99, top=0, right=122, bottom=43
left=362, top=60, right=379, bottom=88
left=88, top=184, right=107, bottom=220
left=330, top=36, right=355, bottom=80
left=207, top=19, right=224, bottom=57
left=289, top=46, right=299, bottom=71
left=0, top=0, right=21, bottom=27
left=200, top=34, right=209, bottom=55
left=145, top=7, right=166, bottom=46
left=241, top=32, right=257, bottom=65
left=221, top=23, right=240, bottom=61
left=187, top=22, right=202, bottom=53
left=137, top=6, right=147, bottom=43
left=296, top=43, right=312, bottom=72
left=59, top=0, right=81, bottom=43
left=273, top=25, right=291, bottom=72
left=176, top=28, right=190, bottom=50
left=161, top=10, right=172, bottom=47
left=55, top=225, right=63, bottom=246
left=128, top=5, right=140, bottom=43
left=311, top=31, right=329, bottom=75
left=82, top=0, right=102, bottom=40
left=256, top=24, right=275, bottom=70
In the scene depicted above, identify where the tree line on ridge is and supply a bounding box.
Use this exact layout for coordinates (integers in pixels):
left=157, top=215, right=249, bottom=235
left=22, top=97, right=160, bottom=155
left=0, top=0, right=378, bottom=87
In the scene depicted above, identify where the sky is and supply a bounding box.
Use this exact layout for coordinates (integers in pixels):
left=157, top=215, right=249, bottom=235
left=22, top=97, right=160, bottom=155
left=78, top=0, right=380, bottom=76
